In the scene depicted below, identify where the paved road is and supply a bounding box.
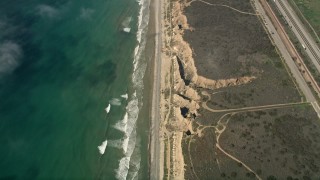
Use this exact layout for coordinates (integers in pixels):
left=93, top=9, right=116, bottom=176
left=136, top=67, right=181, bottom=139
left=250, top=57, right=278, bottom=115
left=253, top=0, right=320, bottom=117
left=274, top=0, right=320, bottom=73
left=150, top=0, right=162, bottom=178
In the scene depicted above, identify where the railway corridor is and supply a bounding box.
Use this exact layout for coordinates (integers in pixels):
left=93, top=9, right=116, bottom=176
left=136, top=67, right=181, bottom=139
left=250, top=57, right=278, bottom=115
left=274, top=0, right=320, bottom=73
left=253, top=0, right=320, bottom=118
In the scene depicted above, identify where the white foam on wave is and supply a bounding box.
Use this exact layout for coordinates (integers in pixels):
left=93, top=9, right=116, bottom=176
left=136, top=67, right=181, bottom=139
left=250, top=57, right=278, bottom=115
left=122, top=136, right=129, bottom=154
left=108, top=139, right=125, bottom=149
left=123, top=28, right=131, bottom=33
left=79, top=8, right=95, bottom=20
left=97, top=140, right=108, bottom=155
left=122, top=17, right=132, bottom=33
left=37, top=4, right=59, bottom=18
left=125, top=93, right=139, bottom=137
left=113, top=112, right=128, bottom=133
left=109, top=98, right=121, bottom=106
left=116, top=157, right=131, bottom=180
left=121, top=93, right=128, bottom=100
left=132, top=0, right=149, bottom=86
left=122, top=17, right=132, bottom=27
left=0, top=42, right=22, bottom=77
left=136, top=0, right=149, bottom=44
left=114, top=92, right=141, bottom=178
left=115, top=128, right=138, bottom=180
left=105, top=104, right=111, bottom=114
left=133, top=45, right=140, bottom=72
left=108, top=138, right=129, bottom=155
left=114, top=0, right=150, bottom=178
left=113, top=122, right=128, bottom=135
left=127, top=136, right=141, bottom=180
left=112, top=94, right=138, bottom=154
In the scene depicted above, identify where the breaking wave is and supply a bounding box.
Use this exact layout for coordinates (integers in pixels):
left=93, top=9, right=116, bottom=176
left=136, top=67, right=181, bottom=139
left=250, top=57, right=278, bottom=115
left=109, top=98, right=121, bottom=106
left=114, top=0, right=150, bottom=178
left=122, top=17, right=132, bottom=33
left=116, top=157, right=131, bottom=180
left=108, top=139, right=125, bottom=149
left=127, top=136, right=141, bottom=180
left=121, top=93, right=128, bottom=100
left=98, top=140, right=108, bottom=155
left=113, top=112, right=128, bottom=134
left=105, top=104, right=111, bottom=114
left=115, top=128, right=138, bottom=179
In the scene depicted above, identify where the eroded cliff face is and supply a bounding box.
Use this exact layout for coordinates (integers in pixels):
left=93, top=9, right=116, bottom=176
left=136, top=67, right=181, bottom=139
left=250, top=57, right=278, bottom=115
left=160, top=0, right=256, bottom=178
left=169, top=0, right=255, bottom=122
left=170, top=1, right=255, bottom=90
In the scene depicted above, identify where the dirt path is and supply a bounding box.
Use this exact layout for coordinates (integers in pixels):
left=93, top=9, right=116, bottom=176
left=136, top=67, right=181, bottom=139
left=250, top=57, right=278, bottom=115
left=187, top=113, right=263, bottom=179
left=215, top=113, right=262, bottom=179
left=187, top=136, right=200, bottom=180
left=186, top=91, right=308, bottom=179
left=190, top=0, right=259, bottom=16
left=202, top=91, right=307, bottom=113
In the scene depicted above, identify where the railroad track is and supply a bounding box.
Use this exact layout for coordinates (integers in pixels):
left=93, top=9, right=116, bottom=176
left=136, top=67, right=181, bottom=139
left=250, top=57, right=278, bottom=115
left=260, top=0, right=320, bottom=96
left=277, top=0, right=320, bottom=65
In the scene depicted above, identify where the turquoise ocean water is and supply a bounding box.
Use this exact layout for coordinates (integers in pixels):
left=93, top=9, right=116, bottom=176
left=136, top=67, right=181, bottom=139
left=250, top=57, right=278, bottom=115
left=0, top=0, right=150, bottom=179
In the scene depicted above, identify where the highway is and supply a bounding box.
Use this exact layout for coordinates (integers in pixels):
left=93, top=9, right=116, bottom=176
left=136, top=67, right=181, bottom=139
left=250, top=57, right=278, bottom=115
left=253, top=0, right=320, bottom=117
left=149, top=0, right=162, bottom=178
left=274, top=0, right=320, bottom=73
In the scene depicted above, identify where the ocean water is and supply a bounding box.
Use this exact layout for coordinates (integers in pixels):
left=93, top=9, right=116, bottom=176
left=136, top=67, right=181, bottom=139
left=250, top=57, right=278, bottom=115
left=0, top=0, right=150, bottom=179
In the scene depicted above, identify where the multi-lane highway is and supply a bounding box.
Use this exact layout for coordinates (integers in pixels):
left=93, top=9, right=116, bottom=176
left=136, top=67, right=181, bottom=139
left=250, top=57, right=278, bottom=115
left=253, top=0, right=320, bottom=117
left=274, top=0, right=320, bottom=72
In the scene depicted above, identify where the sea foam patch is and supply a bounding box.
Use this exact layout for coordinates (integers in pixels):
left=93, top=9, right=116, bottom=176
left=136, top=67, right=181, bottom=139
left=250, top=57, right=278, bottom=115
left=121, top=93, right=128, bottom=100
left=105, top=104, right=111, bottom=114
left=36, top=4, right=59, bottom=18
left=115, top=157, right=130, bottom=180
left=114, top=0, right=150, bottom=178
left=108, top=139, right=124, bottom=149
left=113, top=122, right=127, bottom=135
left=98, top=140, right=108, bottom=155
left=109, top=98, right=121, bottom=106
left=0, top=42, right=22, bottom=77
left=79, top=8, right=95, bottom=20
left=115, top=128, right=138, bottom=179
left=123, top=28, right=131, bottom=33
left=122, top=17, right=132, bottom=33
left=127, top=136, right=141, bottom=180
